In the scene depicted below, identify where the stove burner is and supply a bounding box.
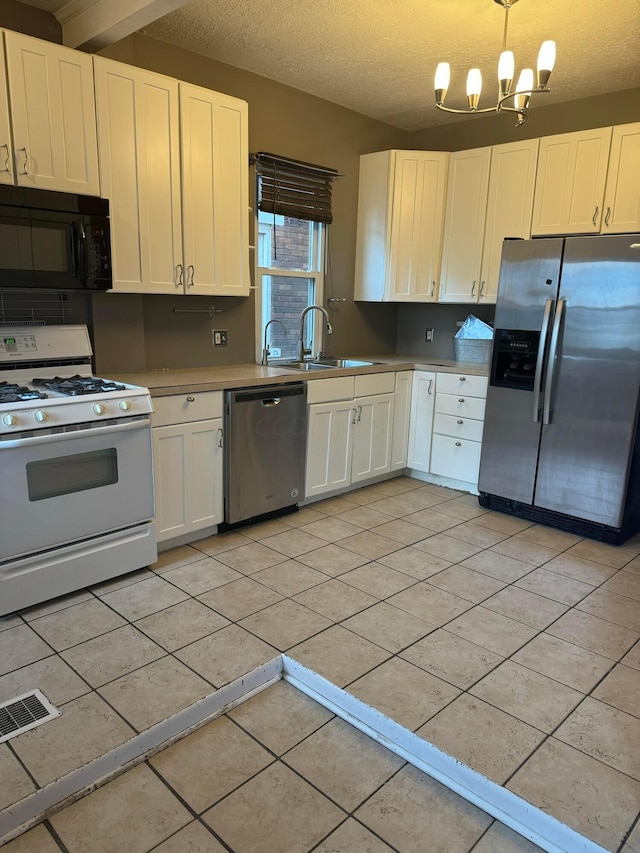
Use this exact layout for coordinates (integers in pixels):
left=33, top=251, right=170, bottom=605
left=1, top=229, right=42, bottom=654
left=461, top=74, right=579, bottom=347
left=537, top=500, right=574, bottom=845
left=0, top=381, right=48, bottom=403
left=31, top=375, right=127, bottom=396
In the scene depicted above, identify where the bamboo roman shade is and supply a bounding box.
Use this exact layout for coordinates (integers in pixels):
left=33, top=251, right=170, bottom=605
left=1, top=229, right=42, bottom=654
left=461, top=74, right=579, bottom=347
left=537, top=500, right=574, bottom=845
left=252, top=152, right=340, bottom=224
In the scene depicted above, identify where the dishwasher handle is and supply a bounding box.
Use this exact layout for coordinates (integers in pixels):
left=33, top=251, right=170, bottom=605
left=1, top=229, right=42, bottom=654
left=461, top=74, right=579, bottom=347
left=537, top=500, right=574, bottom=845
left=261, top=397, right=281, bottom=407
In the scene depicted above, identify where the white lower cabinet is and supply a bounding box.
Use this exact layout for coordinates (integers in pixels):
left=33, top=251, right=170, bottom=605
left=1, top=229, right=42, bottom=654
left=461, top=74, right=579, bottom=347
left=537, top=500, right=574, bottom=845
left=305, top=373, right=396, bottom=499
left=429, top=373, right=488, bottom=488
left=152, top=391, right=224, bottom=544
left=390, top=371, right=412, bottom=471
left=406, top=371, right=436, bottom=472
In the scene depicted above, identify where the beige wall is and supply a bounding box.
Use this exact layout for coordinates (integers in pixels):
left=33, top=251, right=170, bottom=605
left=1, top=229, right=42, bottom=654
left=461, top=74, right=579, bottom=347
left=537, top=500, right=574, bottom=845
left=93, top=33, right=409, bottom=373
left=0, top=0, right=61, bottom=42
left=409, top=88, right=640, bottom=151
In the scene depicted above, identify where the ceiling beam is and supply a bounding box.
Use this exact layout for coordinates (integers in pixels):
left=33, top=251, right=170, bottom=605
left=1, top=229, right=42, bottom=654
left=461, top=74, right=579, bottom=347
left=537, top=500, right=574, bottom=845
left=55, top=0, right=190, bottom=51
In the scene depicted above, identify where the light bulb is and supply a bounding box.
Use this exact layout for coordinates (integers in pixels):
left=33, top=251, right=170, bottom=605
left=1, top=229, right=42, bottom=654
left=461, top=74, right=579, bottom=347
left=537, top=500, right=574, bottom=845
left=434, top=62, right=450, bottom=105
left=466, top=68, right=482, bottom=97
left=514, top=68, right=534, bottom=111
left=498, top=50, right=514, bottom=98
left=537, top=40, right=556, bottom=87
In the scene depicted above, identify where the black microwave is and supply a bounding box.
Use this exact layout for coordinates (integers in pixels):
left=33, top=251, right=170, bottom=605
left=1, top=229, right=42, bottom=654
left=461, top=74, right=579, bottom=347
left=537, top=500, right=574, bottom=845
left=0, top=185, right=112, bottom=290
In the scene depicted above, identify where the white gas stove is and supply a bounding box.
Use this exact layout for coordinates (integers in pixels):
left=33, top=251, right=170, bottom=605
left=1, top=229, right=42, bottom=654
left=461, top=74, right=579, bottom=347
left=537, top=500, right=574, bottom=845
left=0, top=325, right=152, bottom=433
left=0, top=325, right=157, bottom=616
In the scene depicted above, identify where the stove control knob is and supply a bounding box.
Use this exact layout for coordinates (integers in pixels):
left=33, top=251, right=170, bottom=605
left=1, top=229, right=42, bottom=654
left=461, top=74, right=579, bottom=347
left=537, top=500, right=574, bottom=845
left=93, top=403, right=106, bottom=416
left=118, top=400, right=131, bottom=412
left=34, top=410, right=49, bottom=423
left=3, top=413, right=18, bottom=427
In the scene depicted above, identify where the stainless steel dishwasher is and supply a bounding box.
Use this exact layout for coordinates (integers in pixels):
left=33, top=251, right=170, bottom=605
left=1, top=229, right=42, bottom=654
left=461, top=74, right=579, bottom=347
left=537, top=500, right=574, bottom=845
left=224, top=383, right=307, bottom=526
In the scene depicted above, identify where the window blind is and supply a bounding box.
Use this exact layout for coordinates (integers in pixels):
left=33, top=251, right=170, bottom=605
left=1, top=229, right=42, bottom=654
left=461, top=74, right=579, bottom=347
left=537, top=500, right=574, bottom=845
left=252, top=152, right=340, bottom=224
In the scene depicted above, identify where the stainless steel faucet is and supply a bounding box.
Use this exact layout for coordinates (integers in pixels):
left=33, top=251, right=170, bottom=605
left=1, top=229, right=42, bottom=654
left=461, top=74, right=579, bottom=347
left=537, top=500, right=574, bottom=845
left=298, top=305, right=333, bottom=362
left=262, top=319, right=288, bottom=365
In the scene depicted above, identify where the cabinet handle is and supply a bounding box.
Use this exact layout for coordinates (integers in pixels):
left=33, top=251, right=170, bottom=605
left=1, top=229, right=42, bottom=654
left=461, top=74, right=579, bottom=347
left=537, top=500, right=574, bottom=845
left=458, top=398, right=465, bottom=403
left=592, top=205, right=599, bottom=226
left=186, top=395, right=195, bottom=402
left=480, top=281, right=486, bottom=297
left=457, top=419, right=464, bottom=424
left=187, top=264, right=195, bottom=288
left=351, top=407, right=358, bottom=424
left=605, top=206, right=611, bottom=227
left=431, top=281, right=435, bottom=297
left=455, top=441, right=462, bottom=447
left=18, top=147, right=28, bottom=175
left=428, top=379, right=433, bottom=394
left=175, top=264, right=183, bottom=288
left=216, top=427, right=224, bottom=449
left=459, top=376, right=466, bottom=382
left=0, top=144, right=10, bottom=174
left=471, top=280, right=476, bottom=297
left=357, top=405, right=362, bottom=422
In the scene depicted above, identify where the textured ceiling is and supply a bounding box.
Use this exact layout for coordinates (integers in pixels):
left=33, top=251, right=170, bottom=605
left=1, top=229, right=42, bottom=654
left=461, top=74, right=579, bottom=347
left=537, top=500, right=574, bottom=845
left=20, top=0, right=640, bottom=131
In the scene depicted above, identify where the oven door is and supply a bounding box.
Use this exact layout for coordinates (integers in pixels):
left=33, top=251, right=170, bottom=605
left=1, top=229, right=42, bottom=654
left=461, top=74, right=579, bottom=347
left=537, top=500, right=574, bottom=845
left=0, top=416, right=154, bottom=563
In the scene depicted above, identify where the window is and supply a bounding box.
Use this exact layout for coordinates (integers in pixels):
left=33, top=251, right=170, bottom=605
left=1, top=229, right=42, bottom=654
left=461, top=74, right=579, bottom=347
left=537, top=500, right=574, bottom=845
left=252, top=152, right=339, bottom=363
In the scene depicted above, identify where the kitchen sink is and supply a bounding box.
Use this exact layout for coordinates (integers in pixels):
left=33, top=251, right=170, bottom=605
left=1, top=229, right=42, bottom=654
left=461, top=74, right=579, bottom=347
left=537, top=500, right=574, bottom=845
left=280, top=361, right=334, bottom=371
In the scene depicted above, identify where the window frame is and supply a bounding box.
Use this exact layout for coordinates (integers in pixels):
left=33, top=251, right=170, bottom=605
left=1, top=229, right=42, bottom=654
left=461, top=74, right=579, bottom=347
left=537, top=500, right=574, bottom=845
left=254, top=213, right=326, bottom=364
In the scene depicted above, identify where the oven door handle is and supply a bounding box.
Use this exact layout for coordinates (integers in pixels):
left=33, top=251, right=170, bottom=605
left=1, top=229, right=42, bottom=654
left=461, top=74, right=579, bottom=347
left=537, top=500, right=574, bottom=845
left=0, top=417, right=151, bottom=450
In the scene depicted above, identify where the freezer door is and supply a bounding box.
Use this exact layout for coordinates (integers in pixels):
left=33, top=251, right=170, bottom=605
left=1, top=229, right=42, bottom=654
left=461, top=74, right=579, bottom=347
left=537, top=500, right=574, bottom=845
left=534, top=234, right=640, bottom=526
left=478, top=238, right=563, bottom=503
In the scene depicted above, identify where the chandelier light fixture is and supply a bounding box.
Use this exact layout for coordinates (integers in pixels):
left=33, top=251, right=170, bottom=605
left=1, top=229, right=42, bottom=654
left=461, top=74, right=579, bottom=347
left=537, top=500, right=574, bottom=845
left=434, top=0, right=556, bottom=126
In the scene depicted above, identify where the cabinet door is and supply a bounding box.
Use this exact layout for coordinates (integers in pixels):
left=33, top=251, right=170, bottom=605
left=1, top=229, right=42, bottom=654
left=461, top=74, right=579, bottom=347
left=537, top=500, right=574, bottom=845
left=305, top=400, right=355, bottom=498
left=0, top=38, right=13, bottom=186
left=439, top=147, right=491, bottom=303
left=430, top=434, right=482, bottom=485
left=480, top=139, right=538, bottom=304
left=351, top=392, right=394, bottom=484
left=390, top=371, right=412, bottom=471
left=153, top=418, right=223, bottom=543
left=602, top=122, right=640, bottom=234
left=531, top=127, right=612, bottom=235
left=180, top=84, right=250, bottom=296
left=388, top=151, right=448, bottom=302
left=407, top=371, right=436, bottom=472
left=94, top=57, right=182, bottom=294
left=4, top=31, right=99, bottom=195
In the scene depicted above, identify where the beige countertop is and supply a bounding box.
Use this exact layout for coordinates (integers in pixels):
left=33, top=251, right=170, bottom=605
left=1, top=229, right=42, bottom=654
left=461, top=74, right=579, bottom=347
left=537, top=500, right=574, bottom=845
left=105, top=356, right=489, bottom=397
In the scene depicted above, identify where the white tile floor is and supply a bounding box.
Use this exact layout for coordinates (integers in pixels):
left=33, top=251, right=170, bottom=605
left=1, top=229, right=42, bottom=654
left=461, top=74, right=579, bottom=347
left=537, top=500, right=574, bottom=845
left=1, top=477, right=639, bottom=852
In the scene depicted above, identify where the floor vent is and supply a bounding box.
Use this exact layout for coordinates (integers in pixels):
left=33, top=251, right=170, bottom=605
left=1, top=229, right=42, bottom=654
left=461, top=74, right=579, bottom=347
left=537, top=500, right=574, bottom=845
left=0, top=691, right=60, bottom=743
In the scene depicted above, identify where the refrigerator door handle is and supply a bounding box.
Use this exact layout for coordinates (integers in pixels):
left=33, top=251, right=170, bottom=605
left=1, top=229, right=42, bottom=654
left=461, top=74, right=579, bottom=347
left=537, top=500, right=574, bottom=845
left=532, top=298, right=554, bottom=423
left=542, top=298, right=565, bottom=425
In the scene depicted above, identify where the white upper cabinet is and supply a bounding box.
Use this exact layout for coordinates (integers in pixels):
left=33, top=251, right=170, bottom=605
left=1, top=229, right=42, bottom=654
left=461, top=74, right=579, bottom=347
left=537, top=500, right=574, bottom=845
left=94, top=57, right=249, bottom=296
left=602, top=122, right=640, bottom=234
left=2, top=30, right=99, bottom=195
left=94, top=58, right=182, bottom=294
left=0, top=38, right=12, bottom=186
left=180, top=83, right=249, bottom=296
left=439, top=147, right=491, bottom=303
left=479, top=138, right=539, bottom=303
left=354, top=149, right=448, bottom=302
left=531, top=127, right=612, bottom=235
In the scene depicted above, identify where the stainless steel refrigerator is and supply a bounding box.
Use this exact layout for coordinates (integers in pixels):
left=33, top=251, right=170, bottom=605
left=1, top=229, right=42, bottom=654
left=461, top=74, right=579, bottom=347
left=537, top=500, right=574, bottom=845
left=478, top=234, right=640, bottom=545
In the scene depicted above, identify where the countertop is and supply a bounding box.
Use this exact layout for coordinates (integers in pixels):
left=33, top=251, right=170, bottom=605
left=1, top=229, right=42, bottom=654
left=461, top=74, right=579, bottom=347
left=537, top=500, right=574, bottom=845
left=105, top=356, right=489, bottom=397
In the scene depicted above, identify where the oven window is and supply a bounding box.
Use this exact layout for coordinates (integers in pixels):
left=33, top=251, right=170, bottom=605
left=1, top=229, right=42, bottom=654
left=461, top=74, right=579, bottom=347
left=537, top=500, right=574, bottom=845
left=26, top=448, right=118, bottom=502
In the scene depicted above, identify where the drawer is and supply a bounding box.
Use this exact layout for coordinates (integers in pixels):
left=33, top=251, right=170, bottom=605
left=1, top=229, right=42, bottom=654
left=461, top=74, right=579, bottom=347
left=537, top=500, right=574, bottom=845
left=306, top=375, right=355, bottom=404
left=434, top=392, right=486, bottom=421
left=354, top=371, right=395, bottom=397
left=433, top=412, right=484, bottom=442
left=152, top=390, right=223, bottom=427
left=430, top=434, right=482, bottom=484
left=436, top=373, right=488, bottom=398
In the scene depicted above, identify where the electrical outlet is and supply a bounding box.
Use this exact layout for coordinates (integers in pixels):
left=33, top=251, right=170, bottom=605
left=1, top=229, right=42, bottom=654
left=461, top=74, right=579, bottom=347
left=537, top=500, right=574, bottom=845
left=425, top=328, right=434, bottom=342
left=212, top=329, right=228, bottom=346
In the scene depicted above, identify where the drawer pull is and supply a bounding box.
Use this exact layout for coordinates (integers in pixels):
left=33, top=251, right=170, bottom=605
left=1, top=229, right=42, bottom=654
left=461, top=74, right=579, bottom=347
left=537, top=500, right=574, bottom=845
left=457, top=419, right=464, bottom=424
left=455, top=441, right=462, bottom=447
left=459, top=376, right=466, bottom=381
left=186, top=395, right=195, bottom=402
left=458, top=398, right=465, bottom=403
